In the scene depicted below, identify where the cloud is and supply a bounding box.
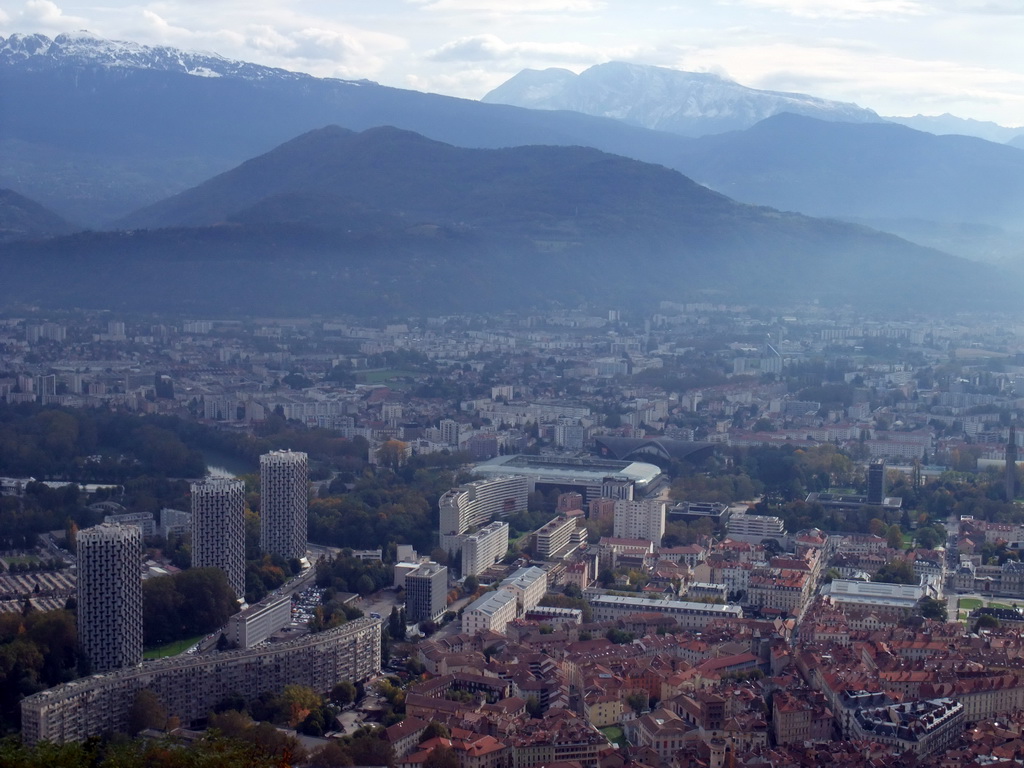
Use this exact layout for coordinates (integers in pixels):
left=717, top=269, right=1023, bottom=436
left=724, top=0, right=926, bottom=19
left=427, top=33, right=600, bottom=63
left=408, top=0, right=603, bottom=11
left=10, top=0, right=87, bottom=30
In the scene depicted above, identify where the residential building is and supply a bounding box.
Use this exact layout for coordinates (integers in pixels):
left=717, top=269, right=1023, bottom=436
left=259, top=450, right=308, bottom=560
left=461, top=521, right=509, bottom=577
left=613, top=498, right=666, bottom=544
left=439, top=475, right=528, bottom=553
left=21, top=618, right=381, bottom=745
left=190, top=477, right=246, bottom=600
left=76, top=523, right=143, bottom=674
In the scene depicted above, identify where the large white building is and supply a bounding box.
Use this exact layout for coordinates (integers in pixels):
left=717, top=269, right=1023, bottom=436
left=461, top=521, right=510, bottom=577
left=226, top=591, right=292, bottom=649
left=191, top=477, right=246, bottom=601
left=586, top=593, right=743, bottom=630
left=439, top=475, right=528, bottom=552
left=500, top=566, right=547, bottom=612
left=727, top=510, right=786, bottom=540
left=260, top=450, right=308, bottom=560
left=534, top=515, right=586, bottom=560
left=462, top=589, right=519, bottom=635
left=613, top=499, right=666, bottom=544
left=77, top=523, right=143, bottom=673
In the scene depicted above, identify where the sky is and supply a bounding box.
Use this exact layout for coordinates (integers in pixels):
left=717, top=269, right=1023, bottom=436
left=2, top=0, right=1024, bottom=126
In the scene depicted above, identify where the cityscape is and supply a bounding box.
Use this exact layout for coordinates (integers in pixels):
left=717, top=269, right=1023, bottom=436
left=2, top=305, right=1024, bottom=767
left=4, top=2, right=1024, bottom=766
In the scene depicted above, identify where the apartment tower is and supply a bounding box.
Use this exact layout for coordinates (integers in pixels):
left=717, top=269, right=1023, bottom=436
left=76, top=522, right=143, bottom=673
left=191, top=477, right=246, bottom=601
left=259, top=450, right=308, bottom=560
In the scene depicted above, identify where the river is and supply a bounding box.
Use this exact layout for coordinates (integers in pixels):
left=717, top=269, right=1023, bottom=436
left=202, top=449, right=257, bottom=479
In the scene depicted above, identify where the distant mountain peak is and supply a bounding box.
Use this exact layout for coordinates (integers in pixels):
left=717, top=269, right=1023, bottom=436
left=0, top=31, right=373, bottom=84
left=482, top=61, right=880, bottom=137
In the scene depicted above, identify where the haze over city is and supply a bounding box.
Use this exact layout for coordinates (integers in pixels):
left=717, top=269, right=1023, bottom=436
left=7, top=1, right=1024, bottom=767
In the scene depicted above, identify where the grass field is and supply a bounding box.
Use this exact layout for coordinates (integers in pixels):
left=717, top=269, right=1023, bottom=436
left=988, top=602, right=1013, bottom=611
left=356, top=369, right=422, bottom=384
left=143, top=635, right=204, bottom=660
left=959, top=598, right=983, bottom=611
left=601, top=726, right=625, bottom=747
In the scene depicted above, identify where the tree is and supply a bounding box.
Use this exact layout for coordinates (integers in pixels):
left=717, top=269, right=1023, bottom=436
left=424, top=745, right=460, bottom=768
left=919, top=597, right=947, bottom=621
left=331, top=680, right=357, bottom=706
left=976, top=614, right=1001, bottom=631
left=311, top=741, right=356, bottom=768
left=626, top=692, right=649, bottom=715
left=420, top=721, right=451, bottom=742
left=886, top=524, right=905, bottom=550
left=128, top=688, right=167, bottom=735
left=873, top=559, right=917, bottom=585
left=463, top=575, right=479, bottom=594
left=525, top=695, right=543, bottom=718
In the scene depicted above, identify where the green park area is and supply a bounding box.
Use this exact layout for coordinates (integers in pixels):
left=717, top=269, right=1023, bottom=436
left=601, top=726, right=626, bottom=747
left=143, top=635, right=204, bottom=660
left=356, top=369, right=421, bottom=385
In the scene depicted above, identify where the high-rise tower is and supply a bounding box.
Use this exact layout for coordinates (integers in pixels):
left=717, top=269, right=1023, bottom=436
left=867, top=458, right=887, bottom=506
left=191, top=477, right=246, bottom=601
left=76, top=522, right=143, bottom=673
left=259, top=450, right=308, bottom=560
left=1008, top=425, right=1019, bottom=502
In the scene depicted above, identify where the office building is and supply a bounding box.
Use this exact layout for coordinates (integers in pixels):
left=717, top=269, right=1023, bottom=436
left=461, top=521, right=509, bottom=577
left=191, top=477, right=246, bottom=600
left=613, top=499, right=666, bottom=544
left=76, top=523, right=143, bottom=673
left=727, top=510, right=786, bottom=540
left=405, top=562, right=448, bottom=623
left=868, top=458, right=887, bottom=505
left=260, top=450, right=308, bottom=560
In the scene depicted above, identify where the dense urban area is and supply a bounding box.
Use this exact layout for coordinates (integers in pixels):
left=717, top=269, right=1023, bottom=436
left=5, top=304, right=1024, bottom=768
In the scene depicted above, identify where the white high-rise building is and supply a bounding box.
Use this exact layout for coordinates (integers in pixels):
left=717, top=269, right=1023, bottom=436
left=439, top=475, right=528, bottom=553
left=260, top=450, right=308, bottom=560
left=613, top=499, right=666, bottom=544
left=461, top=521, right=509, bottom=577
left=76, top=523, right=143, bottom=673
left=191, top=477, right=246, bottom=601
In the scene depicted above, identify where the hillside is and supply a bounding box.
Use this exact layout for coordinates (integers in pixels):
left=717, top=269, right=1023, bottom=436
left=0, top=125, right=1012, bottom=316
left=0, top=188, right=76, bottom=241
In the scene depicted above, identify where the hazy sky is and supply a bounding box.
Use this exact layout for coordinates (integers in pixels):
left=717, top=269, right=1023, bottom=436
left=3, top=0, right=1024, bottom=125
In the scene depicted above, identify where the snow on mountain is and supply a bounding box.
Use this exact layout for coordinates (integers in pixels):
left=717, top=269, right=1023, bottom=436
left=482, top=61, right=881, bottom=137
left=0, top=31, right=365, bottom=84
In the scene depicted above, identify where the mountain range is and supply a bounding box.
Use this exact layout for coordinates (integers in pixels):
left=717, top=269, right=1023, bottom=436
left=3, top=32, right=1024, bottom=261
left=0, top=125, right=1011, bottom=316
left=481, top=62, right=883, bottom=136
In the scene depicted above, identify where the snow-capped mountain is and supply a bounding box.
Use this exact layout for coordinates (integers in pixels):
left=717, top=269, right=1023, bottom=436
left=482, top=61, right=881, bottom=136
left=0, top=31, right=366, bottom=83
